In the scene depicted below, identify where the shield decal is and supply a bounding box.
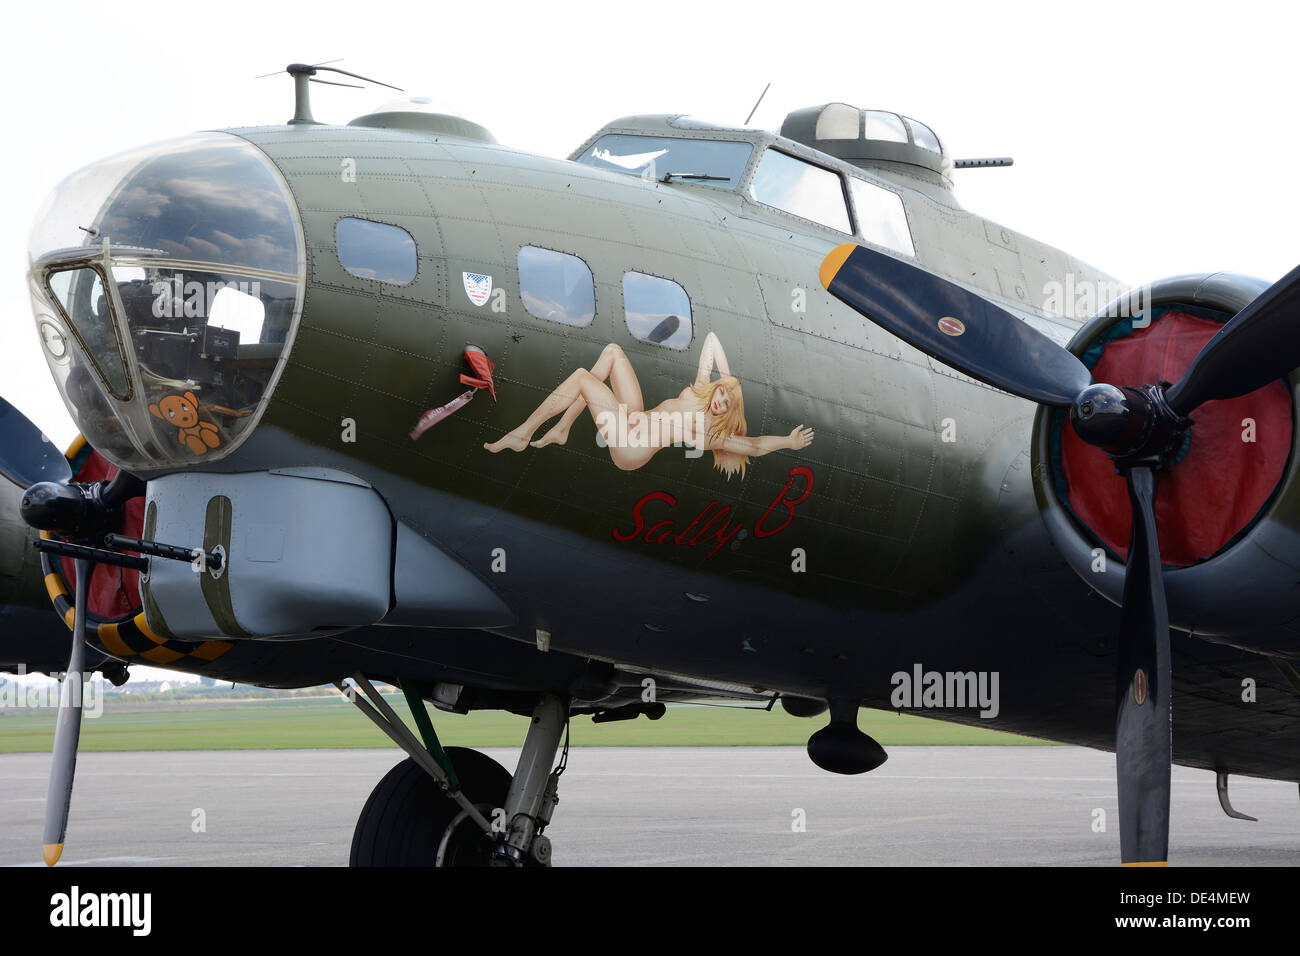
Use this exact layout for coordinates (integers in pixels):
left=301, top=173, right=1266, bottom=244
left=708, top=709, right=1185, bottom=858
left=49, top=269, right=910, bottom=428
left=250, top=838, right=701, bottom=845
left=463, top=272, right=492, bottom=307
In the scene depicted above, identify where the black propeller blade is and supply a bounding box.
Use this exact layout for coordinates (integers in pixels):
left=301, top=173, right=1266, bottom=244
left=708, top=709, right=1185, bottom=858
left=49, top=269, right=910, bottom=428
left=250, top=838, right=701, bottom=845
left=0, top=397, right=71, bottom=488
left=1114, top=467, right=1172, bottom=865
left=822, top=242, right=1300, bottom=865
left=1165, top=261, right=1300, bottom=416
left=819, top=243, right=1093, bottom=406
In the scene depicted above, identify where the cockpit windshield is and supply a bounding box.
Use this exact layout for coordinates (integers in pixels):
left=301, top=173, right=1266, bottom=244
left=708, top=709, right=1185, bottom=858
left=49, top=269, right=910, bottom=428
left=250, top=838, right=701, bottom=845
left=575, top=134, right=752, bottom=189
left=27, top=132, right=304, bottom=470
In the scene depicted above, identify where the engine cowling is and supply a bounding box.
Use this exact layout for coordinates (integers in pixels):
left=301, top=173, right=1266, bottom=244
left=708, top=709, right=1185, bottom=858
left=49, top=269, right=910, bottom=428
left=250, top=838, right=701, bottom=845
left=1031, top=272, right=1300, bottom=654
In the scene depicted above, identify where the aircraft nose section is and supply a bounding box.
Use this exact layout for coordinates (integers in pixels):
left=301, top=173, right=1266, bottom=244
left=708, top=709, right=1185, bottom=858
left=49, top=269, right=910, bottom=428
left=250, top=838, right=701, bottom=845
left=26, top=133, right=306, bottom=471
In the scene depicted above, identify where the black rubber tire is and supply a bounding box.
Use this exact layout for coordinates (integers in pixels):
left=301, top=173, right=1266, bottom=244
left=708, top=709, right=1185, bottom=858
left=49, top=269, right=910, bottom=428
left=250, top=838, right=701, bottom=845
left=349, top=747, right=511, bottom=867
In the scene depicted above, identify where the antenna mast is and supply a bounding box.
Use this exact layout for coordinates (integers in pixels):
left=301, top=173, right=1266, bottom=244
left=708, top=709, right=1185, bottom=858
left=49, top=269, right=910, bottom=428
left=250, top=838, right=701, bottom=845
left=744, top=82, right=771, bottom=126
left=258, top=62, right=403, bottom=126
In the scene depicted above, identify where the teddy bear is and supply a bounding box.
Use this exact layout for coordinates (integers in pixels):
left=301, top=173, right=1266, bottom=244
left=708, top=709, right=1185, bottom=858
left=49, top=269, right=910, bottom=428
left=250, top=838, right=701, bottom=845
left=148, top=391, right=221, bottom=454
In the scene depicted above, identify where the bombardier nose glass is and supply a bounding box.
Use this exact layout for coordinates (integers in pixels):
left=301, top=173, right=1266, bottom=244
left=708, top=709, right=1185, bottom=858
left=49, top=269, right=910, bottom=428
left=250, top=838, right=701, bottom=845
left=27, top=132, right=305, bottom=470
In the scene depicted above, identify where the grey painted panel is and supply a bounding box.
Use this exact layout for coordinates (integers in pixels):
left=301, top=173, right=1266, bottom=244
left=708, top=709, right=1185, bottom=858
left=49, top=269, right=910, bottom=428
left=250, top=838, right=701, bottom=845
left=759, top=272, right=900, bottom=359
left=145, top=470, right=393, bottom=639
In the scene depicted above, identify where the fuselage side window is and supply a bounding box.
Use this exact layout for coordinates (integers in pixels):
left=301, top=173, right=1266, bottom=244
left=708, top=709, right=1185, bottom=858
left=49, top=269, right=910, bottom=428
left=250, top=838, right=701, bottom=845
left=518, top=246, right=596, bottom=327
left=749, top=149, right=852, bottom=234
left=848, top=178, right=916, bottom=257
left=623, top=272, right=692, bottom=350
left=336, top=218, right=418, bottom=285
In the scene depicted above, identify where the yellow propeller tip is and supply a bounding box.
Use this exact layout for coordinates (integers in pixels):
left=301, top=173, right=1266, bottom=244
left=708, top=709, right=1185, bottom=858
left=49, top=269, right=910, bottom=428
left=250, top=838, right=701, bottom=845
left=42, top=843, right=63, bottom=867
left=819, top=243, right=857, bottom=290
left=1121, top=861, right=1167, bottom=867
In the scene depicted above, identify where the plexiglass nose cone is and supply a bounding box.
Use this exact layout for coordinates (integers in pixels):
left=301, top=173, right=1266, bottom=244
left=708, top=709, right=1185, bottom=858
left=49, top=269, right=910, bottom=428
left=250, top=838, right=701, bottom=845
left=28, top=133, right=304, bottom=471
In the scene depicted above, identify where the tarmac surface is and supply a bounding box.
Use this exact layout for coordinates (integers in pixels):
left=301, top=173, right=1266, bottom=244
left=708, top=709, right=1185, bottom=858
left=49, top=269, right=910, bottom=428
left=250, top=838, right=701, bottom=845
left=1, top=746, right=1296, bottom=866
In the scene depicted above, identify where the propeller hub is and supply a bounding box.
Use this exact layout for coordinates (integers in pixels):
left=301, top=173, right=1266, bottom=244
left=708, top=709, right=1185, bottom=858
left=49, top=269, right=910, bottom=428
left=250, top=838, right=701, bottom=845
left=1070, top=383, right=1144, bottom=451
left=19, top=481, right=93, bottom=536
left=19, top=471, right=142, bottom=541
left=1070, top=382, right=1190, bottom=471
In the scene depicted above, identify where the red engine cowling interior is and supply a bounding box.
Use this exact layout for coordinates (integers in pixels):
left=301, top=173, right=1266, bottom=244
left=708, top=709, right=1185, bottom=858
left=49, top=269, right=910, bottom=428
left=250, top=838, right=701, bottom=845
left=58, top=449, right=146, bottom=620
left=1059, top=308, right=1293, bottom=566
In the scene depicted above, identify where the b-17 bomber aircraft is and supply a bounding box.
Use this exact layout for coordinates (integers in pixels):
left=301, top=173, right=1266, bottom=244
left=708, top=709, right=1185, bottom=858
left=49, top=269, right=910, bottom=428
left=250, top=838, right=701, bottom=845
left=3, top=63, right=1300, bottom=867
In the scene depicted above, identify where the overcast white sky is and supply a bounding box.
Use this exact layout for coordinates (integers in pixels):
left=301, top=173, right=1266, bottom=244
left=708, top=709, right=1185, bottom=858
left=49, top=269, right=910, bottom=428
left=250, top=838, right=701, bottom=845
left=2, top=0, right=1295, bottom=446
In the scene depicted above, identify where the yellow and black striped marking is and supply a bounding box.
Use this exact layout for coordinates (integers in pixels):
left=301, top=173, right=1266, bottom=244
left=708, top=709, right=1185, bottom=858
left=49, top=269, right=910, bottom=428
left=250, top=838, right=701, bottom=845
left=39, top=535, right=235, bottom=667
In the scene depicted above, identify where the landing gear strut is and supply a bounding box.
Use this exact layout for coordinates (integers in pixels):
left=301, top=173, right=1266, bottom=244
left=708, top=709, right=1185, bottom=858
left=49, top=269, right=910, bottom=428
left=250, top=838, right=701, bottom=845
left=495, top=693, right=568, bottom=866
left=341, top=678, right=570, bottom=867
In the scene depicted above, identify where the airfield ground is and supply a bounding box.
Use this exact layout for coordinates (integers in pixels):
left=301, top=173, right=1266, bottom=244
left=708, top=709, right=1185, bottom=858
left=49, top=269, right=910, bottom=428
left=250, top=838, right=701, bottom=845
left=1, top=746, right=1296, bottom=866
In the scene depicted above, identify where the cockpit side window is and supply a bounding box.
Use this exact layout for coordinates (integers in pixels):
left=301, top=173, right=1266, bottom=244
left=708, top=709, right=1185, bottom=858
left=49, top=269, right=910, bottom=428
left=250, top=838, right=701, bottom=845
left=848, top=178, right=915, bottom=257
left=577, top=134, right=752, bottom=189
left=749, top=149, right=852, bottom=234
left=623, top=272, right=692, bottom=350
